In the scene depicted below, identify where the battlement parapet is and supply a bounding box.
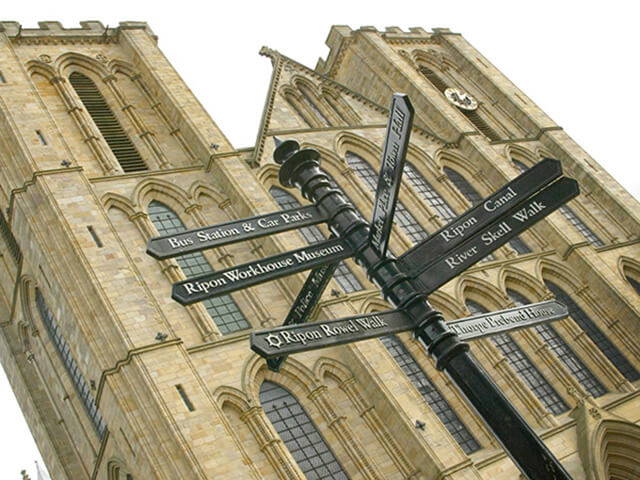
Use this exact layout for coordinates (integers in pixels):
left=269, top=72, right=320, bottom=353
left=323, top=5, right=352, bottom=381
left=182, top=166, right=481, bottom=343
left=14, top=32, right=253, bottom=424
left=0, top=20, right=155, bottom=42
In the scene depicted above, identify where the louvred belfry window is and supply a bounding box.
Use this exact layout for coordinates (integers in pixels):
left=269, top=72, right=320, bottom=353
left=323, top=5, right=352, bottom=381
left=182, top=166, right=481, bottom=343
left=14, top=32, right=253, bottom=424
left=69, top=72, right=147, bottom=173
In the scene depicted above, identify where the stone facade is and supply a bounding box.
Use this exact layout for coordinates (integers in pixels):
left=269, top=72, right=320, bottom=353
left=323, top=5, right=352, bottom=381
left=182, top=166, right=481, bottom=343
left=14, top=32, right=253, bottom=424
left=0, top=21, right=638, bottom=479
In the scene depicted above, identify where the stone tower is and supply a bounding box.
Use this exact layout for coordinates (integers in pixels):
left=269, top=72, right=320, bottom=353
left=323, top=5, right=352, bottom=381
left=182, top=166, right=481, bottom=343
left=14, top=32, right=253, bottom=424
left=0, top=21, right=638, bottom=479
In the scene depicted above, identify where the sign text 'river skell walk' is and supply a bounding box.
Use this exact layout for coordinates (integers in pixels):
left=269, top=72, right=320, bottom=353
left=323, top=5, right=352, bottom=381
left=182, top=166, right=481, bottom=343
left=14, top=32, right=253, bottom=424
left=147, top=204, right=326, bottom=259
left=412, top=177, right=579, bottom=294
left=149, top=91, right=580, bottom=478
left=250, top=300, right=568, bottom=358
left=369, top=94, right=414, bottom=257
left=172, top=237, right=353, bottom=305
left=399, top=157, right=562, bottom=272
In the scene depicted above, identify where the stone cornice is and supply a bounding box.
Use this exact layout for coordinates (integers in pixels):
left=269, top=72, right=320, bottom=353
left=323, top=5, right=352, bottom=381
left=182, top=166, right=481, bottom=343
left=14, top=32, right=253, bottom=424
left=95, top=338, right=183, bottom=407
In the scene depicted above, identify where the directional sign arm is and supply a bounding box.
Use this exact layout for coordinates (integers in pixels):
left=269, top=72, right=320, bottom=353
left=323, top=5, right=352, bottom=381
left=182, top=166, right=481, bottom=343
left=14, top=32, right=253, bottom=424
left=399, top=158, right=563, bottom=272
left=413, top=177, right=579, bottom=294
left=172, top=237, right=354, bottom=305
left=369, top=94, right=415, bottom=257
left=448, top=300, right=567, bottom=341
left=267, top=261, right=339, bottom=372
left=252, top=310, right=414, bottom=359
left=147, top=204, right=326, bottom=259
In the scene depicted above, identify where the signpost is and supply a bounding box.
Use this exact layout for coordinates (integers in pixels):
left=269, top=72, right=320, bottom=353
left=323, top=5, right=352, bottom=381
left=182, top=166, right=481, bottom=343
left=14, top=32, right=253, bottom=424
left=369, top=94, right=414, bottom=257
left=398, top=157, right=562, bottom=270
left=447, top=300, right=568, bottom=341
left=410, top=178, right=579, bottom=294
left=147, top=93, right=579, bottom=480
left=252, top=300, right=568, bottom=357
left=252, top=310, right=414, bottom=358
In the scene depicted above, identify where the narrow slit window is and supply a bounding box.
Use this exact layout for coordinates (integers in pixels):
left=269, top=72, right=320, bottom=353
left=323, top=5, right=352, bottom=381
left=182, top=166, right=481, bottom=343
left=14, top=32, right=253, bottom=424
left=36, top=130, right=47, bottom=145
left=0, top=71, right=5, bottom=83
left=176, top=384, right=195, bottom=412
left=87, top=225, right=103, bottom=248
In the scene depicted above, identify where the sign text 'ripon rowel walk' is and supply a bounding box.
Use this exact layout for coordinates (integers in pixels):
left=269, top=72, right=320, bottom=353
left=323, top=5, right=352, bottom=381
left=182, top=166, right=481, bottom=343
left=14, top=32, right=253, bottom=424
left=147, top=92, right=577, bottom=479
left=251, top=300, right=568, bottom=358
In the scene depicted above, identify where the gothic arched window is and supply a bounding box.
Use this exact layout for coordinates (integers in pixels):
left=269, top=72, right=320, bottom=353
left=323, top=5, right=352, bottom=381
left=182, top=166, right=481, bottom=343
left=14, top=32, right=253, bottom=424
left=270, top=187, right=362, bottom=293
left=625, top=274, right=640, bottom=296
left=148, top=201, right=250, bottom=334
left=544, top=281, right=639, bottom=381
left=299, top=87, right=331, bottom=127
left=36, top=288, right=107, bottom=437
left=418, top=65, right=449, bottom=93
left=380, top=335, right=480, bottom=453
left=466, top=300, right=568, bottom=415
left=404, top=163, right=456, bottom=223
left=444, top=167, right=531, bottom=254
left=69, top=72, right=147, bottom=173
left=511, top=159, right=604, bottom=247
left=506, top=289, right=606, bottom=397
left=346, top=151, right=427, bottom=244
left=260, top=381, right=349, bottom=479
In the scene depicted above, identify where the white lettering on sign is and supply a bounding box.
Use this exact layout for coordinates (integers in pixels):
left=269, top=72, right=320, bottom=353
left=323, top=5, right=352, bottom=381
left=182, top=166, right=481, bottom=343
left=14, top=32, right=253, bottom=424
left=511, top=200, right=546, bottom=222
left=444, top=246, right=479, bottom=269
left=481, top=221, right=512, bottom=245
left=163, top=209, right=317, bottom=251
left=483, top=187, right=518, bottom=212
left=440, top=216, right=479, bottom=243
left=180, top=243, right=346, bottom=297
left=293, top=244, right=345, bottom=263
left=449, top=306, right=558, bottom=338
left=391, top=107, right=406, bottom=138
left=262, top=315, right=391, bottom=351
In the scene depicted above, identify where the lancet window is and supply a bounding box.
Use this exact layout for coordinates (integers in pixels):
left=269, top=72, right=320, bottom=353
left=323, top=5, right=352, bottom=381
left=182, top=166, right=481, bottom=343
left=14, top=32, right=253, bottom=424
left=466, top=300, right=569, bottom=415
left=380, top=335, right=480, bottom=454
left=36, top=289, right=107, bottom=437
left=511, top=159, right=603, bottom=247
left=69, top=72, right=147, bottom=173
left=545, top=281, right=639, bottom=381
left=346, top=151, right=427, bottom=244
left=148, top=201, right=250, bottom=334
left=260, top=381, right=349, bottom=479
left=506, top=289, right=606, bottom=397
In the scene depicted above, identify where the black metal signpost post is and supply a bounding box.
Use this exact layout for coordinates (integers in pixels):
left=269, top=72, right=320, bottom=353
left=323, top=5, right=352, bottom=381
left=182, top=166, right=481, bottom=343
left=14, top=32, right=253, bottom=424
left=152, top=93, right=579, bottom=479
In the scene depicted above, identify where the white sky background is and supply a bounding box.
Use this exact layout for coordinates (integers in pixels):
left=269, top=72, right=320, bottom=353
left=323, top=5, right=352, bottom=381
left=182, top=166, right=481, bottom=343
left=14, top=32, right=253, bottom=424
left=0, top=1, right=639, bottom=478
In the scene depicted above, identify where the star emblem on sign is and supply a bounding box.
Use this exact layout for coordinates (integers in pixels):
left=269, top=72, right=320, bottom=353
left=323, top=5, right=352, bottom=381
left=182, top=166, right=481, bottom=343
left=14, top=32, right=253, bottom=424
left=266, top=334, right=283, bottom=349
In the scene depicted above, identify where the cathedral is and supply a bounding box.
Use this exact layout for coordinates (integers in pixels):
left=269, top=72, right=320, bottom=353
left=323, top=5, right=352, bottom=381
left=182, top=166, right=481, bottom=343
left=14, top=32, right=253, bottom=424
left=0, top=20, right=638, bottom=479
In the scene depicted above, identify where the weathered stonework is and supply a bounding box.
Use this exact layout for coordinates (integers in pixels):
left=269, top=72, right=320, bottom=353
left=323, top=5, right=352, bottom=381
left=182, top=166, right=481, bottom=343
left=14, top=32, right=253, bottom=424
left=0, top=21, right=638, bottom=480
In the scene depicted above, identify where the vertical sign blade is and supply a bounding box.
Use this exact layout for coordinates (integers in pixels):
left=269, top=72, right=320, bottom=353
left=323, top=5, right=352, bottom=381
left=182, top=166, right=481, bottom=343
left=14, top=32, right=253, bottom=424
left=369, top=93, right=415, bottom=257
left=267, top=261, right=339, bottom=372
